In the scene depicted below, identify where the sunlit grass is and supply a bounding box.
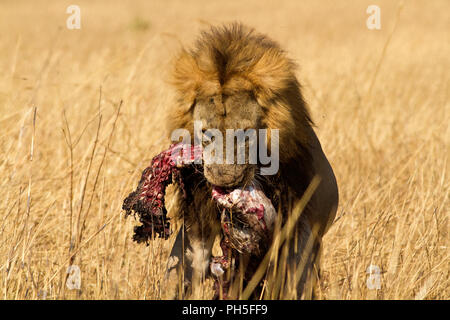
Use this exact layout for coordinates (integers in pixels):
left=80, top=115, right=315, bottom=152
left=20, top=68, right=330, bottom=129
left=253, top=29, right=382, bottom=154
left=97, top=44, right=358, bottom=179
left=0, top=0, right=448, bottom=299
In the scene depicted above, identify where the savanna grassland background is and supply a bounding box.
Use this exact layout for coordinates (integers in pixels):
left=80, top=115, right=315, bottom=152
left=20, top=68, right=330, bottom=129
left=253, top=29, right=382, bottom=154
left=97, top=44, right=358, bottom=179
left=0, top=0, right=448, bottom=300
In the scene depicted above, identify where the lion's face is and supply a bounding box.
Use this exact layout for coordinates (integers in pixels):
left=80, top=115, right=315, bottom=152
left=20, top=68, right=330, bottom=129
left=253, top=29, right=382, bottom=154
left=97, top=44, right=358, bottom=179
left=193, top=91, right=263, bottom=188
left=170, top=23, right=313, bottom=188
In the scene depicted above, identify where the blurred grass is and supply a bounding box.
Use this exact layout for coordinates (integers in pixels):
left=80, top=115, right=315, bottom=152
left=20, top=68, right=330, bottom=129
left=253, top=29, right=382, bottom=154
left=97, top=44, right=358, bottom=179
left=0, top=0, right=448, bottom=299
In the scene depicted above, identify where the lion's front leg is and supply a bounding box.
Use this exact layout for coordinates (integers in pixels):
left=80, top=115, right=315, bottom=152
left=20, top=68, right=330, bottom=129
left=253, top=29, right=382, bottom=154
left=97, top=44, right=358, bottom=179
left=164, top=227, right=190, bottom=300
left=281, top=216, right=322, bottom=300
left=164, top=222, right=219, bottom=299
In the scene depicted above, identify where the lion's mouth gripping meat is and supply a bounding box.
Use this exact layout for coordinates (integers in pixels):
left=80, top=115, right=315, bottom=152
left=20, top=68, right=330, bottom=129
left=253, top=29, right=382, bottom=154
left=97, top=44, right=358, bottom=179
left=122, top=142, right=277, bottom=297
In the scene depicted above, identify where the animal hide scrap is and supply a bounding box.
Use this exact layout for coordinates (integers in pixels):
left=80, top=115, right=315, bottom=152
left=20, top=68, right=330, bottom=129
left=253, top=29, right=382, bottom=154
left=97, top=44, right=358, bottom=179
left=122, top=143, right=202, bottom=242
left=212, top=184, right=276, bottom=255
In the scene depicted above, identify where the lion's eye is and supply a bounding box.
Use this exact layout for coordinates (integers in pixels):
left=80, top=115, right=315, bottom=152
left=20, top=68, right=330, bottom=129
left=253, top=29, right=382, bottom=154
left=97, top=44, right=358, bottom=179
left=203, top=130, right=216, bottom=142
left=209, top=97, right=214, bottom=104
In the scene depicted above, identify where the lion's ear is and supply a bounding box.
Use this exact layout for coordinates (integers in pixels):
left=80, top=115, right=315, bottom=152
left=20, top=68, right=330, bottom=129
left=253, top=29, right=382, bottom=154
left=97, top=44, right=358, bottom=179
left=186, top=99, right=197, bottom=112
left=174, top=95, right=196, bottom=114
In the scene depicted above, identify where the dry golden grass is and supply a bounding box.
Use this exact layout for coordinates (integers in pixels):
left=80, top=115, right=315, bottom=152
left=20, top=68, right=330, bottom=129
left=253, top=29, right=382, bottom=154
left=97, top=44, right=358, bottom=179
left=0, top=0, right=448, bottom=300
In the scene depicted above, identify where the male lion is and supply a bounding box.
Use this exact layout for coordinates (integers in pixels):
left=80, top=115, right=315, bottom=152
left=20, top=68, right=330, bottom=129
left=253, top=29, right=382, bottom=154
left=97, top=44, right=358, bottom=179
left=164, top=23, right=338, bottom=299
